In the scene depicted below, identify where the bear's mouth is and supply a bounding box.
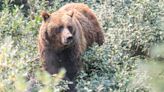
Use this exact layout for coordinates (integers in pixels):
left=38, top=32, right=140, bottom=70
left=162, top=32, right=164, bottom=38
left=63, top=36, right=74, bottom=45
left=63, top=39, right=75, bottom=48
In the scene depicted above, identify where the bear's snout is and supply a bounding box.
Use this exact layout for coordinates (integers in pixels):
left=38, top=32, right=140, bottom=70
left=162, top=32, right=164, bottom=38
left=66, top=36, right=73, bottom=43
left=61, top=28, right=74, bottom=45
left=64, top=34, right=73, bottom=45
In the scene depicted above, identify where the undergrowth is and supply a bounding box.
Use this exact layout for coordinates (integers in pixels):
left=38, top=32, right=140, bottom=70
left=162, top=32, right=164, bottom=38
left=0, top=0, right=164, bottom=92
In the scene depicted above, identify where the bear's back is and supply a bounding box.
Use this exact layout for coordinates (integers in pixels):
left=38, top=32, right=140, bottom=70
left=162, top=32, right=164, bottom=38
left=58, top=3, right=91, bottom=17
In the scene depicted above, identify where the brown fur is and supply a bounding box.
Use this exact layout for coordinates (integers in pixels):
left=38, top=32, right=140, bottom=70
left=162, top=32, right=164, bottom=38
left=38, top=3, right=104, bottom=91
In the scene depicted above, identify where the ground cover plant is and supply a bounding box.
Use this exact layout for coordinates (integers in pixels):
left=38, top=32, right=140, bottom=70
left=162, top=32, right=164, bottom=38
left=0, top=0, right=164, bottom=92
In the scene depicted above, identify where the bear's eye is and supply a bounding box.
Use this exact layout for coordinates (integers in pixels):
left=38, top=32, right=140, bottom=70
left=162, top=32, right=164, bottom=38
left=56, top=26, right=63, bottom=33
left=68, top=26, right=73, bottom=33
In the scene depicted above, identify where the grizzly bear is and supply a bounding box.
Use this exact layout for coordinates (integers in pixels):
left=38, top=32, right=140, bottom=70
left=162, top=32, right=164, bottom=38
left=38, top=3, right=104, bottom=91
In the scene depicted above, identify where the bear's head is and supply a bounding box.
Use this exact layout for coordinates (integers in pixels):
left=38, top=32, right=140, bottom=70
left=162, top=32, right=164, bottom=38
left=40, top=11, right=79, bottom=51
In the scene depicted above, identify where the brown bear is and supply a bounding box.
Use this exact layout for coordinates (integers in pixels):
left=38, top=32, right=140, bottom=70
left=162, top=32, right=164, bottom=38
left=38, top=3, right=104, bottom=92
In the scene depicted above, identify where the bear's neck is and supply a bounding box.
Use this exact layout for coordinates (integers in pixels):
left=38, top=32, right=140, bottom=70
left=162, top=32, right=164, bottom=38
left=57, top=48, right=76, bottom=62
left=43, top=46, right=81, bottom=77
left=44, top=47, right=78, bottom=62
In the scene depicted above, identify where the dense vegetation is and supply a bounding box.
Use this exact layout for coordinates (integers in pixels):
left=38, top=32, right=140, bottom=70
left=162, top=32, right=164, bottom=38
left=0, top=0, right=164, bottom=92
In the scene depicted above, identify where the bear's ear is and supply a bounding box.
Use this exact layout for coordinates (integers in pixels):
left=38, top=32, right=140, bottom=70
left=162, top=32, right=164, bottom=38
left=67, top=10, right=74, bottom=17
left=41, top=11, right=50, bottom=22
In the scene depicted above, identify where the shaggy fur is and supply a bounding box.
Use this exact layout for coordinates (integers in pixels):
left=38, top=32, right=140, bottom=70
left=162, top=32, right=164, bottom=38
left=38, top=3, right=104, bottom=91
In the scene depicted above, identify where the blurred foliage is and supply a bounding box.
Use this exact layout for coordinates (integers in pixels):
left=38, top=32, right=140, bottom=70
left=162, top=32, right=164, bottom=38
left=137, top=44, right=164, bottom=92
left=0, top=0, right=164, bottom=92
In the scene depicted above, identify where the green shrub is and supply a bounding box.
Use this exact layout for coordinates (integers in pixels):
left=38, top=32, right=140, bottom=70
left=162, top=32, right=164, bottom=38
left=0, top=0, right=164, bottom=92
left=93, top=0, right=164, bottom=56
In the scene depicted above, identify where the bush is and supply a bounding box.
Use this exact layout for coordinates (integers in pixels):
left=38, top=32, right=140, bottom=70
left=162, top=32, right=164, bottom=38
left=0, top=0, right=164, bottom=92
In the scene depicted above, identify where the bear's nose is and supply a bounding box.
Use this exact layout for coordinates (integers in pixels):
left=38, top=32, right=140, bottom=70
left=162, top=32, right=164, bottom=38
left=66, top=36, right=73, bottom=43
